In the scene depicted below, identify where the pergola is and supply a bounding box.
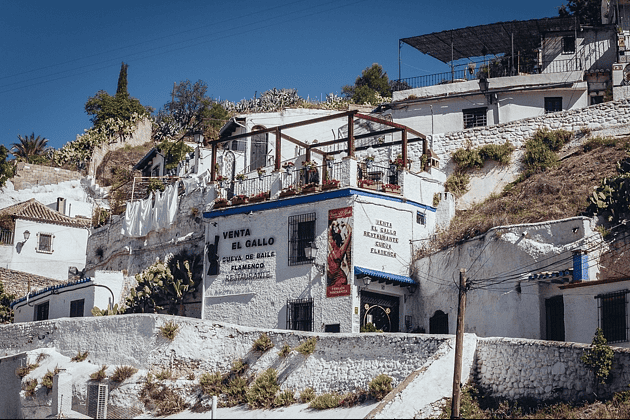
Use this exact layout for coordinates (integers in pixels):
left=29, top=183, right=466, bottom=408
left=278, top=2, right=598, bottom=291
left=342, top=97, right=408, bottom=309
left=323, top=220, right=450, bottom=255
left=207, top=111, right=427, bottom=182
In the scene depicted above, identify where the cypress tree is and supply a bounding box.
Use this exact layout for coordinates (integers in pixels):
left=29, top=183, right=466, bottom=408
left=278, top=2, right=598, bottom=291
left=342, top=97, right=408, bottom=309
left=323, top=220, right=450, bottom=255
left=116, top=62, right=129, bottom=98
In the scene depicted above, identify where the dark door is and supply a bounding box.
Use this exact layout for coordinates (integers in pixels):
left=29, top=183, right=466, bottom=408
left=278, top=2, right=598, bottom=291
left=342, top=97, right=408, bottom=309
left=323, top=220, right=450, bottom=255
left=360, top=291, right=400, bottom=332
left=546, top=295, right=565, bottom=341
left=429, top=310, right=449, bottom=334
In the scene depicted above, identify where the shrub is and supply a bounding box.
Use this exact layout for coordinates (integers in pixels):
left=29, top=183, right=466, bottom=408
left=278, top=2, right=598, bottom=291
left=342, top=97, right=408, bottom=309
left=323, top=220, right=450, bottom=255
left=369, top=374, right=393, bottom=400
left=583, top=136, right=617, bottom=152
left=71, top=350, right=89, bottom=362
left=140, top=377, right=188, bottom=416
left=224, top=376, right=249, bottom=407
left=452, top=142, right=513, bottom=170
left=23, top=379, right=38, bottom=397
left=309, top=393, right=343, bottom=410
left=278, top=344, right=291, bottom=358
left=581, top=328, right=614, bottom=385
left=155, top=369, right=173, bottom=381
left=199, top=371, right=223, bottom=396
left=16, top=363, right=39, bottom=378
left=230, top=359, right=248, bottom=376
left=523, top=129, right=573, bottom=174
left=452, top=148, right=484, bottom=169
left=111, top=365, right=138, bottom=383
left=252, top=333, right=274, bottom=353
left=160, top=320, right=179, bottom=341
left=340, top=389, right=368, bottom=407
left=246, top=368, right=280, bottom=409
left=90, top=365, right=108, bottom=382
left=274, top=389, right=296, bottom=407
left=445, top=171, right=470, bottom=197
left=300, top=387, right=316, bottom=403
left=42, top=367, right=60, bottom=390
left=295, top=337, right=317, bottom=356
left=360, top=322, right=383, bottom=333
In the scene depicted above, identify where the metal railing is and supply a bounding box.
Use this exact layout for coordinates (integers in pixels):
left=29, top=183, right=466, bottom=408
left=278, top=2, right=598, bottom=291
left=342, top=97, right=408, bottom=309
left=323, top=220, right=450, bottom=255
left=226, top=173, right=273, bottom=199
left=540, top=57, right=583, bottom=73
left=281, top=161, right=345, bottom=190
left=0, top=228, right=13, bottom=245
left=357, top=162, right=399, bottom=191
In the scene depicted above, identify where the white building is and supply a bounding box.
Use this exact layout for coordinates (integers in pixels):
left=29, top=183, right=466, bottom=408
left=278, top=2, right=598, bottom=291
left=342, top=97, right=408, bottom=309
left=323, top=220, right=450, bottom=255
left=383, top=16, right=617, bottom=139
left=10, top=271, right=125, bottom=323
left=202, top=113, right=450, bottom=333
left=0, top=199, right=91, bottom=280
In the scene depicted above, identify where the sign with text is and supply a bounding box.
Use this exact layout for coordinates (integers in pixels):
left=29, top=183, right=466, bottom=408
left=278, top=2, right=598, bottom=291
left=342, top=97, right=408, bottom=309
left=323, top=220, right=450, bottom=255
left=327, top=207, right=352, bottom=298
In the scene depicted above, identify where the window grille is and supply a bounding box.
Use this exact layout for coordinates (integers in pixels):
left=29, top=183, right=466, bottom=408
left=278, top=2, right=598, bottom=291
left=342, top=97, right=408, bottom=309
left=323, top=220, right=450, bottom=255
left=545, top=97, right=563, bottom=114
left=87, top=383, right=108, bottom=419
left=462, top=107, right=487, bottom=129
left=37, top=233, right=53, bottom=253
left=288, top=213, right=316, bottom=265
left=35, top=301, right=49, bottom=321
left=596, top=290, right=628, bottom=344
left=70, top=299, right=85, bottom=318
left=286, top=298, right=314, bottom=331
left=0, top=228, right=13, bottom=245
left=417, top=211, right=426, bottom=225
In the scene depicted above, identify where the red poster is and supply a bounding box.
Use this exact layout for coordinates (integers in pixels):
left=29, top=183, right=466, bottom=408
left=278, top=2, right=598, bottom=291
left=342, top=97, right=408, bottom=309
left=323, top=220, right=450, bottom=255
left=327, top=207, right=352, bottom=298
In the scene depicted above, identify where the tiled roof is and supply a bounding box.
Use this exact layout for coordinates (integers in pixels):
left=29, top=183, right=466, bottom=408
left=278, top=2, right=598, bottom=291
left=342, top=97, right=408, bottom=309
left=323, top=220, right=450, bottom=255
left=0, top=199, right=91, bottom=228
left=10, top=277, right=92, bottom=308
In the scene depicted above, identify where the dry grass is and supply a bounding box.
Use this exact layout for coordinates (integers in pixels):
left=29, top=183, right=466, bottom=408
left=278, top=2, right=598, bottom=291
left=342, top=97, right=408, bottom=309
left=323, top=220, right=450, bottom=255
left=421, top=140, right=629, bottom=258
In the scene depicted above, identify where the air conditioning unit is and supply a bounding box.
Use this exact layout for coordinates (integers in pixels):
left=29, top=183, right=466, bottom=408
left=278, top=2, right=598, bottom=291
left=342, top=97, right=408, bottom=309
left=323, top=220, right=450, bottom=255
left=87, top=384, right=108, bottom=419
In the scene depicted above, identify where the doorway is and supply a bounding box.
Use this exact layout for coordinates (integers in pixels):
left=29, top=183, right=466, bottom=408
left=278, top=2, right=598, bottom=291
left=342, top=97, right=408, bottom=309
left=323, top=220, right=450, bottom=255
left=545, top=295, right=565, bottom=341
left=360, top=291, right=400, bottom=332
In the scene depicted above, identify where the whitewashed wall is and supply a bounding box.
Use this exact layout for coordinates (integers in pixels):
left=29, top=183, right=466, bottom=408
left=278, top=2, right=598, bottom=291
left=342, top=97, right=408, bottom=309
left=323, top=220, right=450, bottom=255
left=412, top=217, right=600, bottom=341
left=10, top=219, right=88, bottom=281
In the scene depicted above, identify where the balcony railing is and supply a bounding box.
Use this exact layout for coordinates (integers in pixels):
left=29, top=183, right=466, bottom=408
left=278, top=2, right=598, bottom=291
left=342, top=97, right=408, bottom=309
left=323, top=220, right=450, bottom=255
left=357, top=163, right=399, bottom=191
left=0, top=228, right=14, bottom=245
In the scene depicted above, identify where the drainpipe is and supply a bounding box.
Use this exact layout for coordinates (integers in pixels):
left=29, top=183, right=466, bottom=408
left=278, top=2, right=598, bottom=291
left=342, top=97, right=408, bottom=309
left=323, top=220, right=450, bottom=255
left=572, top=249, right=589, bottom=282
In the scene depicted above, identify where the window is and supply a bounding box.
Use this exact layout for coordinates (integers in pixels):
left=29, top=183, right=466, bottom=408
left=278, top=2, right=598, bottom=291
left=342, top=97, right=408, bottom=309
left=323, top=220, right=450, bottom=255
left=591, top=96, right=604, bottom=105
left=597, top=290, right=628, bottom=343
left=545, top=97, right=563, bottom=114
left=462, top=107, right=487, bottom=129
left=562, top=36, right=576, bottom=54
left=324, top=324, right=340, bottom=333
left=286, top=298, right=313, bottom=331
left=70, top=299, right=85, bottom=318
left=417, top=211, right=426, bottom=225
left=37, top=233, right=53, bottom=253
left=288, top=213, right=316, bottom=265
left=35, top=301, right=49, bottom=321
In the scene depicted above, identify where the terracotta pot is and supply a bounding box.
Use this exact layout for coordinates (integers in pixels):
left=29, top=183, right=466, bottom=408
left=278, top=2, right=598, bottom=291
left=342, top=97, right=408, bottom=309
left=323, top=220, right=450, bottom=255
left=279, top=190, right=298, bottom=198
left=322, top=183, right=340, bottom=191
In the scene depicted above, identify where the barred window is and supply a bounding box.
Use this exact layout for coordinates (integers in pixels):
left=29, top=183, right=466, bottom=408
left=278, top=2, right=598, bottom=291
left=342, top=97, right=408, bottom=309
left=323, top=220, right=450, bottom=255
left=462, top=107, right=487, bottom=129
left=597, top=290, right=628, bottom=344
left=288, top=212, right=316, bottom=265
left=545, top=97, right=562, bottom=114
left=70, top=299, right=85, bottom=318
left=37, top=233, right=53, bottom=253
left=35, top=301, right=49, bottom=321
left=286, top=298, right=314, bottom=331
left=562, top=36, right=575, bottom=54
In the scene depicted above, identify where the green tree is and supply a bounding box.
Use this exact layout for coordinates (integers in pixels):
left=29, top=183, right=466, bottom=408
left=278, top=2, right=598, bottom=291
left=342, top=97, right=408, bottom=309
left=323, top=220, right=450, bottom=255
left=10, top=133, right=51, bottom=164
left=0, top=145, right=15, bottom=188
left=581, top=328, right=614, bottom=386
left=0, top=281, right=15, bottom=323
left=153, top=79, right=229, bottom=141
left=84, top=62, right=151, bottom=130
left=559, top=0, right=601, bottom=26
left=342, top=63, right=392, bottom=105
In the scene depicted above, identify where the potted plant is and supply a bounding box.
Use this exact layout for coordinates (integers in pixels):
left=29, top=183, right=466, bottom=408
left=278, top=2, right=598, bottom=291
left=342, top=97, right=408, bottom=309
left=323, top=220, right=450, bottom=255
left=383, top=183, right=401, bottom=194
left=301, top=182, right=320, bottom=194
left=236, top=173, right=247, bottom=183
left=257, top=167, right=266, bottom=179
left=216, top=175, right=229, bottom=188
left=279, top=185, right=298, bottom=198
left=390, top=154, right=411, bottom=171
left=282, top=161, right=295, bottom=173
left=302, top=160, right=317, bottom=172
left=322, top=179, right=340, bottom=190
left=358, top=178, right=378, bottom=190
left=213, top=197, right=229, bottom=209
left=249, top=191, right=270, bottom=203
left=365, top=155, right=375, bottom=169
left=325, top=155, right=335, bottom=169
left=231, top=194, right=248, bottom=205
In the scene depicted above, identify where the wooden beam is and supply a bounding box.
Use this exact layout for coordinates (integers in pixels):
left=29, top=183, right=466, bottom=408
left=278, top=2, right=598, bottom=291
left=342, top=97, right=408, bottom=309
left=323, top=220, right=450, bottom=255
left=402, top=129, right=408, bottom=167
left=356, top=113, right=426, bottom=139
left=275, top=127, right=281, bottom=171
left=211, top=143, right=217, bottom=181
left=314, top=128, right=400, bottom=148
left=348, top=114, right=354, bottom=157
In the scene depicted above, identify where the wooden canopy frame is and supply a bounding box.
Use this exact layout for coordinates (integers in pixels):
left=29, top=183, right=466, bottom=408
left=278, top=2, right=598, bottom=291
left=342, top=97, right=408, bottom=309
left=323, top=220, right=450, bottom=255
left=207, top=111, right=427, bottom=182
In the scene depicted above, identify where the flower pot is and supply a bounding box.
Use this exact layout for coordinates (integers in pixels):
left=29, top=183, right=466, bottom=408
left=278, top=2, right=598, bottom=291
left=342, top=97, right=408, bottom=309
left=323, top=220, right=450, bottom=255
left=214, top=201, right=229, bottom=209
left=249, top=192, right=270, bottom=203
left=322, top=183, right=340, bottom=191
left=279, top=189, right=298, bottom=198
left=383, top=187, right=401, bottom=194
left=360, top=183, right=379, bottom=191
left=231, top=197, right=248, bottom=205
left=301, top=186, right=320, bottom=194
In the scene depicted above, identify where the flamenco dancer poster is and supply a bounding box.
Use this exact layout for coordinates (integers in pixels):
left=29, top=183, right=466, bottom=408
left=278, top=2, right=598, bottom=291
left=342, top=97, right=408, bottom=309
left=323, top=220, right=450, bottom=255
left=327, top=207, right=352, bottom=298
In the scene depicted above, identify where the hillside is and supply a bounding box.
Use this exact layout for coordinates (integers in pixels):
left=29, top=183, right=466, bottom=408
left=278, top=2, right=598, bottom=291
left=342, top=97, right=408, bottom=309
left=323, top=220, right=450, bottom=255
left=430, top=137, right=630, bottom=254
left=95, top=142, right=153, bottom=187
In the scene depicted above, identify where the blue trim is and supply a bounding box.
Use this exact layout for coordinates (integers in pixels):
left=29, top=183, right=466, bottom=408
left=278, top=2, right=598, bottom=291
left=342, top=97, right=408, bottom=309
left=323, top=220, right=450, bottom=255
left=354, top=266, right=416, bottom=285
left=203, top=188, right=436, bottom=219
left=10, top=277, right=93, bottom=308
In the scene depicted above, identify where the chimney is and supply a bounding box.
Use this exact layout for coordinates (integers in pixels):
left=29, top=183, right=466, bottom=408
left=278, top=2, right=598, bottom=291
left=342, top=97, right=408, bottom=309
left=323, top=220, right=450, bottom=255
left=57, top=197, right=66, bottom=215
left=572, top=249, right=589, bottom=282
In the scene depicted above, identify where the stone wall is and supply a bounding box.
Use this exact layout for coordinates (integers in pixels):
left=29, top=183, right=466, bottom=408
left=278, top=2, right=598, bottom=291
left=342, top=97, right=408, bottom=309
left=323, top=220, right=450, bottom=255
left=0, top=352, right=26, bottom=419
left=10, top=163, right=81, bottom=191
left=0, top=267, right=62, bottom=298
left=0, top=314, right=450, bottom=394
left=475, top=337, right=630, bottom=401
left=87, top=118, right=152, bottom=179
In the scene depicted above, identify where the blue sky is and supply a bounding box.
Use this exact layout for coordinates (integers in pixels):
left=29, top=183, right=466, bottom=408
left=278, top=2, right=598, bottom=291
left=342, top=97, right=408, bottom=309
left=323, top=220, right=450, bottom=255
left=0, top=0, right=562, bottom=152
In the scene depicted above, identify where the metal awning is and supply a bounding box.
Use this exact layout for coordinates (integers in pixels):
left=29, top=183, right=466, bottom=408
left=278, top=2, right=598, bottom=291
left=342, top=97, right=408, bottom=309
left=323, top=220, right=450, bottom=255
left=401, top=16, right=577, bottom=64
left=354, top=266, right=416, bottom=286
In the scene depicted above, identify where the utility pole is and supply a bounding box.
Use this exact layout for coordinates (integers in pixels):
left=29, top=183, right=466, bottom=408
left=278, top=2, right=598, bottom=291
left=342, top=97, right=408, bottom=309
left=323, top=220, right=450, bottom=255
left=451, top=268, right=468, bottom=419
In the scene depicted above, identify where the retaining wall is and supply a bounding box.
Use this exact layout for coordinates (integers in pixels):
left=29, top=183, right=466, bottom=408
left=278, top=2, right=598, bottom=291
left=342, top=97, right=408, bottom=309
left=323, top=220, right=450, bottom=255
left=10, top=163, right=81, bottom=190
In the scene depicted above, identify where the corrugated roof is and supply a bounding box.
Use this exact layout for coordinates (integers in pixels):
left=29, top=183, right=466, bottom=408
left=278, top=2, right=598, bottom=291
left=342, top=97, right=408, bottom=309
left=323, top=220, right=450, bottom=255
left=401, top=16, right=577, bottom=64
left=0, top=199, right=91, bottom=228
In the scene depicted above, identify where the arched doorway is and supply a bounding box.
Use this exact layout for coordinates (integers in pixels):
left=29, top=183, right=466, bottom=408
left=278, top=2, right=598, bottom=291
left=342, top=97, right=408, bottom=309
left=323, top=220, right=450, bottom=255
left=429, top=310, right=449, bottom=334
left=360, top=291, right=400, bottom=332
